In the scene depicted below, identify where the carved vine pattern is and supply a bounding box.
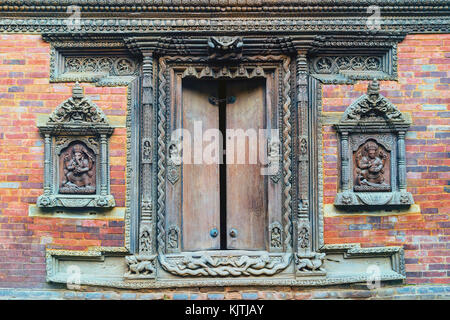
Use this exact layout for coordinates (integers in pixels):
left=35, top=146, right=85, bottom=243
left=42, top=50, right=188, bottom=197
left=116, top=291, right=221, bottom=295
left=64, top=56, right=137, bottom=76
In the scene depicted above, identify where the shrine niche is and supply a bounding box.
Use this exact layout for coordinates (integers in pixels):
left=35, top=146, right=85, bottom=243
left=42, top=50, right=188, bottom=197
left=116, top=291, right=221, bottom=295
left=37, top=83, right=115, bottom=208
left=334, top=79, right=414, bottom=208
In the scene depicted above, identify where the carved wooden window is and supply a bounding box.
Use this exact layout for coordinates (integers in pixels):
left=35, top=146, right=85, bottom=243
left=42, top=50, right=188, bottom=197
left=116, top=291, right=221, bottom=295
left=170, top=78, right=274, bottom=251
left=143, top=58, right=294, bottom=278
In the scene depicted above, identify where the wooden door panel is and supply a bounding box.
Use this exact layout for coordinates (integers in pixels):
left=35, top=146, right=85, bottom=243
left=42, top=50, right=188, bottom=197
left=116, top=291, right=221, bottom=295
left=181, top=79, right=221, bottom=251
left=225, top=79, right=267, bottom=250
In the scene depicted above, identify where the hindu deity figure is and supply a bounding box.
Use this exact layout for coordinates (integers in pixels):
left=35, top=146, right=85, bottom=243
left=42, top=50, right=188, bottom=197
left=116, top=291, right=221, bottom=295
left=60, top=143, right=95, bottom=193
left=355, top=141, right=388, bottom=188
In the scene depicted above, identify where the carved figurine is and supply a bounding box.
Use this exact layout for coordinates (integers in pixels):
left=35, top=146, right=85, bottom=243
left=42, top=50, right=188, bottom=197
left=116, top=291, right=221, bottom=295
left=270, top=226, right=282, bottom=249
left=60, top=143, right=95, bottom=194
left=168, top=227, right=179, bottom=249
left=207, top=36, right=243, bottom=61
left=355, top=141, right=388, bottom=189
left=296, top=252, right=326, bottom=272
left=125, top=255, right=155, bottom=276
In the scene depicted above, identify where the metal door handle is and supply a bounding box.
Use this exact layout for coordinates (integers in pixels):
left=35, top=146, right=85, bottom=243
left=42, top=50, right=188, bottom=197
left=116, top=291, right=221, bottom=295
left=229, top=228, right=238, bottom=238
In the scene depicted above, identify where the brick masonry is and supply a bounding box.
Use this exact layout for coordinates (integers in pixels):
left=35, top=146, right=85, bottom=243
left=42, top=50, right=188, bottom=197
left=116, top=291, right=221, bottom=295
left=0, top=285, right=448, bottom=300
left=0, top=33, right=448, bottom=295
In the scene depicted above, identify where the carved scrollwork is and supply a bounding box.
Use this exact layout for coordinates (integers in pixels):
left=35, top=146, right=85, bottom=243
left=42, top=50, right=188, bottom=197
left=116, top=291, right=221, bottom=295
left=312, top=55, right=383, bottom=74
left=160, top=252, right=292, bottom=277
left=64, top=56, right=137, bottom=76
left=342, top=80, right=404, bottom=122
left=48, top=83, right=107, bottom=124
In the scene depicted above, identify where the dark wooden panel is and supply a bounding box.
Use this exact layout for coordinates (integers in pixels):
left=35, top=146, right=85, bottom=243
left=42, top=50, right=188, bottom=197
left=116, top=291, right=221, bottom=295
left=225, top=79, right=267, bottom=250
left=181, top=79, right=221, bottom=251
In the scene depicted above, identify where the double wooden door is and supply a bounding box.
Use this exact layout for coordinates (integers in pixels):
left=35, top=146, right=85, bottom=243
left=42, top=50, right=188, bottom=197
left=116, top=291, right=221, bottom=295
left=167, top=77, right=281, bottom=252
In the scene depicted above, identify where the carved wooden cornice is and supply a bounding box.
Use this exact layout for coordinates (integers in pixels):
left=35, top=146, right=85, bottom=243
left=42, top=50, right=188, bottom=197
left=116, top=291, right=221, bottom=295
left=0, top=0, right=448, bottom=15
left=0, top=17, right=448, bottom=37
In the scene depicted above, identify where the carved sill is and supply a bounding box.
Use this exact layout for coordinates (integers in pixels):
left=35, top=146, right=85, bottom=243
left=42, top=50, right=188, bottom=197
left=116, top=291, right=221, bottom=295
left=334, top=191, right=414, bottom=208
left=45, top=244, right=405, bottom=289
left=37, top=194, right=115, bottom=208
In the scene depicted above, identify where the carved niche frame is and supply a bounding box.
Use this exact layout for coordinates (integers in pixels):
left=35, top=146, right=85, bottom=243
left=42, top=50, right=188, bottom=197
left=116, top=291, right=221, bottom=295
left=37, top=83, right=115, bottom=209
left=42, top=36, right=409, bottom=288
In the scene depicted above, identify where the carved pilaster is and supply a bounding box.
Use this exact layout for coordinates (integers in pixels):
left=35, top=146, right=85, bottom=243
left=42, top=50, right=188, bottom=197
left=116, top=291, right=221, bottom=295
left=100, top=134, right=108, bottom=196
left=398, top=131, right=407, bottom=191
left=43, top=134, right=52, bottom=195
left=139, top=52, right=156, bottom=257
left=296, top=51, right=309, bottom=216
left=340, top=132, right=350, bottom=192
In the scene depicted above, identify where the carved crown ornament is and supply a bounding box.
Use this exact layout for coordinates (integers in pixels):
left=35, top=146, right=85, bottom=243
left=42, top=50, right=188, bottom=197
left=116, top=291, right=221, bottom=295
left=37, top=83, right=115, bottom=209
left=334, top=79, right=413, bottom=208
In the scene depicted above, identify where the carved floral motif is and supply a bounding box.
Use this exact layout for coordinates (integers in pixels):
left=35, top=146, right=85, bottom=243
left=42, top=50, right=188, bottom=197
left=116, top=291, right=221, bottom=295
left=343, top=80, right=403, bottom=121
left=312, top=56, right=382, bottom=74
left=48, top=83, right=107, bottom=124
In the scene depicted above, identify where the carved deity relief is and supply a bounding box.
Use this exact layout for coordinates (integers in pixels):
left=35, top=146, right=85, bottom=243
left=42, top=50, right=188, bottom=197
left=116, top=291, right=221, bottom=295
left=59, top=142, right=96, bottom=194
left=354, top=140, right=390, bottom=192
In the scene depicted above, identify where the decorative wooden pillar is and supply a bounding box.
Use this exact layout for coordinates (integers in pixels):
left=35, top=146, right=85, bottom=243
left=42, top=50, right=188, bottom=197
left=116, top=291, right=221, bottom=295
left=139, top=52, right=155, bottom=256
left=397, top=131, right=407, bottom=191
left=340, top=131, right=350, bottom=192
left=294, top=50, right=325, bottom=274
left=296, top=51, right=309, bottom=217
left=43, top=133, right=52, bottom=196
left=124, top=51, right=157, bottom=279
left=100, top=134, right=108, bottom=196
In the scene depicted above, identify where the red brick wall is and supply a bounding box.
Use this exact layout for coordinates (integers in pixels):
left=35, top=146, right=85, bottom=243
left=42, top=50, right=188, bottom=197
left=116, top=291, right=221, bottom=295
left=0, top=35, right=127, bottom=288
left=322, top=34, right=450, bottom=285
left=0, top=33, right=448, bottom=289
